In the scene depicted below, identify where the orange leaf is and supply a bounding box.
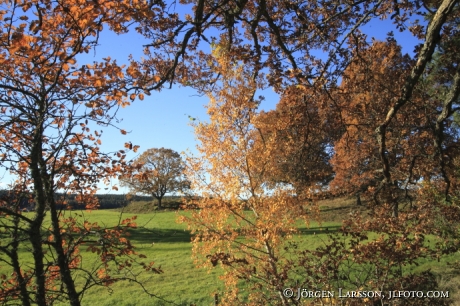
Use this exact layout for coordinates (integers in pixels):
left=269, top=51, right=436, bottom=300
left=120, top=129, right=127, bottom=135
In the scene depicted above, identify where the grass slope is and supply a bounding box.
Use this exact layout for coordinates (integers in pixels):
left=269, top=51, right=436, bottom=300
left=2, top=197, right=459, bottom=305
left=60, top=210, right=224, bottom=306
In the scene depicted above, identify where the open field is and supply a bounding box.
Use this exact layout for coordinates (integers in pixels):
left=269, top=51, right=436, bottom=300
left=2, top=197, right=460, bottom=305
left=53, top=209, right=225, bottom=306
left=62, top=208, right=336, bottom=305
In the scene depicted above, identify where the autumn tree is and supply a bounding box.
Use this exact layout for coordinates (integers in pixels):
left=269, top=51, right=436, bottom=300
left=121, top=148, right=190, bottom=209
left=0, top=1, right=160, bottom=305
left=256, top=86, right=338, bottom=195
left=180, top=47, right=320, bottom=304
left=329, top=40, right=425, bottom=210
left=132, top=0, right=460, bottom=303
left=326, top=38, right=460, bottom=216
left=182, top=44, right=460, bottom=305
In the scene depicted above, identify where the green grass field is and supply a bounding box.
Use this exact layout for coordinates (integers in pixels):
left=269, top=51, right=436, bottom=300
left=71, top=208, right=335, bottom=306
left=56, top=209, right=225, bottom=306
left=2, top=197, right=460, bottom=305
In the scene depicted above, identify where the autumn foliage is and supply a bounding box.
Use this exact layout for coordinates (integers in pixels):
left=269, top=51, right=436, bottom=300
left=329, top=40, right=460, bottom=214
left=178, top=2, right=460, bottom=303
left=2, top=0, right=460, bottom=305
left=182, top=54, right=317, bottom=304
left=0, top=1, right=160, bottom=305
left=120, top=147, right=190, bottom=209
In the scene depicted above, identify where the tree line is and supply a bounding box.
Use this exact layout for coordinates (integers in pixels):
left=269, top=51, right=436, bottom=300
left=0, top=190, right=155, bottom=210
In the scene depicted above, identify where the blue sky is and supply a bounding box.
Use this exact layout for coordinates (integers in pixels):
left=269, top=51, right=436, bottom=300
left=88, top=17, right=421, bottom=154
left=93, top=17, right=420, bottom=194
left=0, top=7, right=424, bottom=194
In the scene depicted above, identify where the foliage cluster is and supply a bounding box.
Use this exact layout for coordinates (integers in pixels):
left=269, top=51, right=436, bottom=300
left=0, top=1, right=161, bottom=305
left=1, top=0, right=460, bottom=305
left=120, top=148, right=190, bottom=209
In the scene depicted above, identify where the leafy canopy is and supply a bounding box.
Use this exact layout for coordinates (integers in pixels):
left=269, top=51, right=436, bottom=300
left=121, top=148, right=190, bottom=208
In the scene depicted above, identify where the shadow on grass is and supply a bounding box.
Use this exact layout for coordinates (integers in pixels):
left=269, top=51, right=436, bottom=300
left=128, top=227, right=192, bottom=244
left=128, top=225, right=343, bottom=245
left=320, top=206, right=354, bottom=212
left=297, top=225, right=342, bottom=235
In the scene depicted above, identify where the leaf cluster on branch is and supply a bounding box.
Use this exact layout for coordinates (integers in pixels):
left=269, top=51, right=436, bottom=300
left=0, top=1, right=163, bottom=305
left=158, top=0, right=460, bottom=304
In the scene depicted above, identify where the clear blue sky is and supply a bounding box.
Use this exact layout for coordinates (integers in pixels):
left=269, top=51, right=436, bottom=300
left=0, top=8, right=423, bottom=194
left=91, top=17, right=419, bottom=194
left=87, top=17, right=420, bottom=155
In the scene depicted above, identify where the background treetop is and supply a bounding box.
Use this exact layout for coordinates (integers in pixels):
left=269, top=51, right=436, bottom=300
left=120, top=147, right=190, bottom=209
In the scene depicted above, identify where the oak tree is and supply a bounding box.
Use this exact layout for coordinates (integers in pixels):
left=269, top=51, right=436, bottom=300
left=141, top=0, right=460, bottom=302
left=0, top=1, right=160, bottom=305
left=257, top=86, right=338, bottom=195
left=328, top=39, right=460, bottom=216
left=181, top=50, right=317, bottom=305
left=121, top=148, right=190, bottom=209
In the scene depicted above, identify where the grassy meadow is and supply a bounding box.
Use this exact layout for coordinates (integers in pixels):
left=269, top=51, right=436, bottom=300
left=2, top=197, right=460, bottom=305
left=71, top=203, right=335, bottom=305
left=54, top=208, right=225, bottom=306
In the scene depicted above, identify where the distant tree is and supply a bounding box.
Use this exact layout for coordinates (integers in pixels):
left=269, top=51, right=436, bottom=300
left=121, top=148, right=190, bottom=209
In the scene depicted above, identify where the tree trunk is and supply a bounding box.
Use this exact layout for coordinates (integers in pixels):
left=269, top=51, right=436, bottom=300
left=48, top=190, right=81, bottom=306
left=157, top=197, right=162, bottom=209
left=29, top=229, right=47, bottom=306
left=11, top=214, right=32, bottom=306
left=375, top=0, right=458, bottom=205
left=29, top=117, right=81, bottom=305
left=392, top=202, right=399, bottom=218
left=29, top=130, right=48, bottom=306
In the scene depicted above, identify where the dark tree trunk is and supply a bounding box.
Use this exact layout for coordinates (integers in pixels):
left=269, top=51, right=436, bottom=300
left=48, top=190, right=81, bottom=306
left=11, top=214, right=32, bottom=306
left=157, top=196, right=162, bottom=209
left=392, top=202, right=399, bottom=218
left=30, top=130, right=48, bottom=306
left=29, top=116, right=81, bottom=306
left=29, top=229, right=46, bottom=306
